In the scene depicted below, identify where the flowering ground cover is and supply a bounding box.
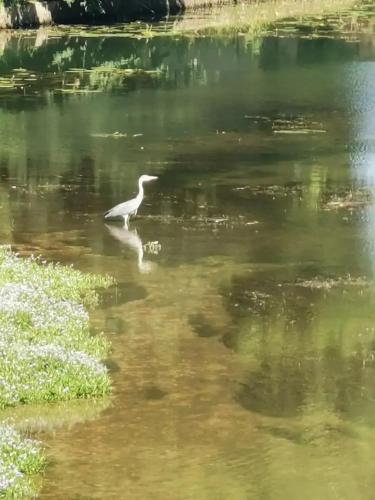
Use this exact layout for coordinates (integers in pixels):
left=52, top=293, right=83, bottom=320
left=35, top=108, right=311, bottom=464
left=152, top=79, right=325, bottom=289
left=0, top=247, right=114, bottom=497
left=0, top=425, right=45, bottom=498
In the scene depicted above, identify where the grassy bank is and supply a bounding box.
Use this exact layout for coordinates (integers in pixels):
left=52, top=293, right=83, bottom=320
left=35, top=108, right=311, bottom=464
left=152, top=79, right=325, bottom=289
left=175, top=0, right=357, bottom=35
left=0, top=247, right=113, bottom=497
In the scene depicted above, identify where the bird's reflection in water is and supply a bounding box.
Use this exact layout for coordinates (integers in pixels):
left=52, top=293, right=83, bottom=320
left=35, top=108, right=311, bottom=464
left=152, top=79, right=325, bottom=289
left=105, top=224, right=156, bottom=274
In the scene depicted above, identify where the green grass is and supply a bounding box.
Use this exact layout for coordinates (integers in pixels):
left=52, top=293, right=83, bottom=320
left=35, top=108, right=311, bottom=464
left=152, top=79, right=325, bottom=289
left=0, top=247, right=114, bottom=496
left=173, top=0, right=357, bottom=36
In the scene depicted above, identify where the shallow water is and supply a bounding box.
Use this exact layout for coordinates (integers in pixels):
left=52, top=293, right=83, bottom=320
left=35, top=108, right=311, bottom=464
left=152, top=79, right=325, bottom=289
left=2, top=5, right=375, bottom=499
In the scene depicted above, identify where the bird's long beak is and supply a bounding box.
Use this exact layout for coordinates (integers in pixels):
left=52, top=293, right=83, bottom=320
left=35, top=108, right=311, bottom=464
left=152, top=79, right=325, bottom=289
left=149, top=176, right=158, bottom=180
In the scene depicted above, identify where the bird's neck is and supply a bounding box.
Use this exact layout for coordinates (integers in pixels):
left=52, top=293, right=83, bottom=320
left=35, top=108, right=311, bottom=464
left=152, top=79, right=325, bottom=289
left=137, top=179, right=144, bottom=201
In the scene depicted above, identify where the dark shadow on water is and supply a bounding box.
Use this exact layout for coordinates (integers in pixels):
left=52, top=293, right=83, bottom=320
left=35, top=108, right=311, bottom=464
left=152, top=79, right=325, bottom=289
left=142, top=385, right=168, bottom=401
left=188, top=313, right=223, bottom=338
left=104, top=359, right=121, bottom=373
left=99, top=282, right=148, bottom=308
left=105, top=315, right=128, bottom=335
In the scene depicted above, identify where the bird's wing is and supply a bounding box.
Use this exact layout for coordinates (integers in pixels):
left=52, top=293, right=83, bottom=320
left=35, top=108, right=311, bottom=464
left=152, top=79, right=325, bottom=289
left=104, top=198, right=138, bottom=219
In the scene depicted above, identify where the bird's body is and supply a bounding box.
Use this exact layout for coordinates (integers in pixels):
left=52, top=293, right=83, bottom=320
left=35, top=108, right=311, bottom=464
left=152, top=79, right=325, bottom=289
left=104, top=174, right=158, bottom=228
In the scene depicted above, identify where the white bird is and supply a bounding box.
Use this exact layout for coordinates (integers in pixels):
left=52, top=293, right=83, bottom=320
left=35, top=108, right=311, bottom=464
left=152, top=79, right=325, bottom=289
left=104, top=174, right=158, bottom=228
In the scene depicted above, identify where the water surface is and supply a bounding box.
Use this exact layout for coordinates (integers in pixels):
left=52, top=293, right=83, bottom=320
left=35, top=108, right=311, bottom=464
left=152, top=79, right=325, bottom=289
left=2, top=7, right=375, bottom=499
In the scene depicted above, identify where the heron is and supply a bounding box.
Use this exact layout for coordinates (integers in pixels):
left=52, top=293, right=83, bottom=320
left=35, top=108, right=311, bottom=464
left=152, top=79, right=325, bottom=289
left=104, top=174, right=158, bottom=228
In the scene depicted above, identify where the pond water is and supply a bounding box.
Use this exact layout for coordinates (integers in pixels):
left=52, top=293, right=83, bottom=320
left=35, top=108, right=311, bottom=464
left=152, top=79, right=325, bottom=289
left=2, top=5, right=375, bottom=499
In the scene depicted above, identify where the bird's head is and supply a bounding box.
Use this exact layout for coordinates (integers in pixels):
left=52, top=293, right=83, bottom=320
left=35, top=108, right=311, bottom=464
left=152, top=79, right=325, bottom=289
left=139, top=174, right=158, bottom=183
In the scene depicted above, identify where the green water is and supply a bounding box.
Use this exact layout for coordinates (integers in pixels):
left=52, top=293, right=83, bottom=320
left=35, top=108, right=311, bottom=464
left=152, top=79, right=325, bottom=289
left=2, top=6, right=375, bottom=499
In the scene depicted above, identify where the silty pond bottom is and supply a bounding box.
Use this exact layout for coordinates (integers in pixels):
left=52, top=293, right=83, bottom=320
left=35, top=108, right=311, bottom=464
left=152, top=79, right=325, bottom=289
left=1, top=5, right=375, bottom=499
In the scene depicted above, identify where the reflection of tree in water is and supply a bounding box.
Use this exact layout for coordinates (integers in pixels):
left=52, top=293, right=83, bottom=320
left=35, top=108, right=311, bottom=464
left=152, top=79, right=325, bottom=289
left=220, top=272, right=375, bottom=425
left=0, top=156, right=12, bottom=241
left=61, top=155, right=96, bottom=189
left=237, top=346, right=375, bottom=422
left=0, top=29, right=372, bottom=97
left=0, top=157, right=9, bottom=182
left=59, top=155, right=97, bottom=216
left=0, top=29, right=367, bottom=199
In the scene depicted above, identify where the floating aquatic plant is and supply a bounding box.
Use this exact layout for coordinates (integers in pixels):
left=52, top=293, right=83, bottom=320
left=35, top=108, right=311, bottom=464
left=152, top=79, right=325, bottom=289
left=0, top=65, right=163, bottom=98
left=321, top=187, right=373, bottom=211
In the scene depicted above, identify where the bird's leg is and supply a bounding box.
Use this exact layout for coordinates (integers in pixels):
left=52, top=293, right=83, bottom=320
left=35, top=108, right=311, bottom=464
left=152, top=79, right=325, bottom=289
left=123, top=215, right=129, bottom=229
